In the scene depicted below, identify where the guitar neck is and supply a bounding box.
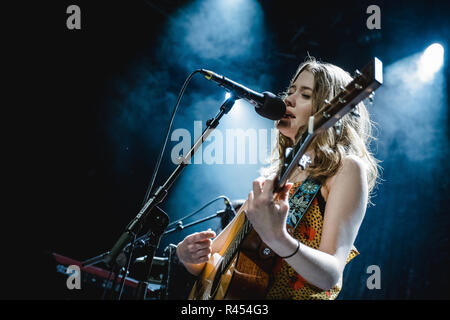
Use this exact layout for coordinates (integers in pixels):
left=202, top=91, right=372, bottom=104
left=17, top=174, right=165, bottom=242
left=219, top=213, right=253, bottom=274
left=275, top=133, right=314, bottom=192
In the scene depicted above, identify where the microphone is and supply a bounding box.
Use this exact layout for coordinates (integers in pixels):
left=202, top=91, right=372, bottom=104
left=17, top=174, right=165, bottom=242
left=199, top=69, right=286, bottom=120
left=224, top=197, right=237, bottom=218
left=217, top=197, right=238, bottom=231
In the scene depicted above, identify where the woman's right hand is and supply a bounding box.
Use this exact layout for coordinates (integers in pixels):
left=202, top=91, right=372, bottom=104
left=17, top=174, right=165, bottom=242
left=176, top=229, right=216, bottom=265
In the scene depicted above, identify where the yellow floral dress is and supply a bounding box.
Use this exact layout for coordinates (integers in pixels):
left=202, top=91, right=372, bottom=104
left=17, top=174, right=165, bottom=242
left=266, top=180, right=359, bottom=300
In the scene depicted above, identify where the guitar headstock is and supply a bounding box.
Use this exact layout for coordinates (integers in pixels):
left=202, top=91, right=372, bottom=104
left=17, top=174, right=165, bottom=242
left=309, top=57, right=383, bottom=135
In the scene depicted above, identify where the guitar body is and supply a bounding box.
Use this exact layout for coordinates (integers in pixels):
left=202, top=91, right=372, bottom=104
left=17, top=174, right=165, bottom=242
left=222, top=244, right=275, bottom=300
left=188, top=210, right=277, bottom=300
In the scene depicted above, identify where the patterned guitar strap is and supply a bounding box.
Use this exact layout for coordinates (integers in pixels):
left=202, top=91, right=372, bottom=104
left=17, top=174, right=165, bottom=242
left=286, top=176, right=322, bottom=235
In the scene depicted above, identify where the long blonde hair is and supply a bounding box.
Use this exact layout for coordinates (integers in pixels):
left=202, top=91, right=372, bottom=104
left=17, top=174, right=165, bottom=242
left=264, top=57, right=381, bottom=204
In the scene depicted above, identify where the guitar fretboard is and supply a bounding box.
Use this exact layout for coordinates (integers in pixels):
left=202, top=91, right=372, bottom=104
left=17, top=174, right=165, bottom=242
left=219, top=216, right=252, bottom=274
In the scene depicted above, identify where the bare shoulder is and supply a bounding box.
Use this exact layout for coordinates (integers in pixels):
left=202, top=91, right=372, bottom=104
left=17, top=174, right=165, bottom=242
left=322, top=155, right=367, bottom=201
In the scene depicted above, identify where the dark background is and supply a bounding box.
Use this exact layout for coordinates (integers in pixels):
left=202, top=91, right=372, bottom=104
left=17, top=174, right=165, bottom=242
left=6, top=0, right=449, bottom=299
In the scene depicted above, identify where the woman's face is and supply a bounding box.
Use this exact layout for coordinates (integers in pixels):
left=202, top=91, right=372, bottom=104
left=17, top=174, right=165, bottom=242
left=277, top=70, right=314, bottom=142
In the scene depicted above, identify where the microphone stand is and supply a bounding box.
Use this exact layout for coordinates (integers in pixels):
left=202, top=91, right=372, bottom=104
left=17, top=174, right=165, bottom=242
left=82, top=96, right=238, bottom=300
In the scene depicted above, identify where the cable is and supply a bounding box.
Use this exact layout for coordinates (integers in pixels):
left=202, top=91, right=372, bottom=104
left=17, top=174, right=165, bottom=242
left=117, top=233, right=136, bottom=300
left=166, top=195, right=232, bottom=228
left=142, top=69, right=202, bottom=206
left=101, top=267, right=115, bottom=300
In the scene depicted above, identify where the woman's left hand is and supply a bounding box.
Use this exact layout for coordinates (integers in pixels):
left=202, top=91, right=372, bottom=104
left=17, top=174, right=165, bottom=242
left=245, top=174, right=293, bottom=245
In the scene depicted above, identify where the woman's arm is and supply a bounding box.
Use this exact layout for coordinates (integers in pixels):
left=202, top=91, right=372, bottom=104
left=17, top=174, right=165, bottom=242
left=246, top=155, right=368, bottom=291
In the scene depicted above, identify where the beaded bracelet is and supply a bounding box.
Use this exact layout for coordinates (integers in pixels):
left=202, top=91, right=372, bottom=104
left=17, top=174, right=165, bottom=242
left=280, top=239, right=300, bottom=259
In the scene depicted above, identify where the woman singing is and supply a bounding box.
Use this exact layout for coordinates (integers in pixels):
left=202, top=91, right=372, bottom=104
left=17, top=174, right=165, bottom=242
left=176, top=57, right=380, bottom=299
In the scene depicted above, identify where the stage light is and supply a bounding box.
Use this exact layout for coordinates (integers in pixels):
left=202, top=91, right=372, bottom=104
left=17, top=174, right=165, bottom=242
left=372, top=47, right=447, bottom=165
left=418, top=43, right=444, bottom=81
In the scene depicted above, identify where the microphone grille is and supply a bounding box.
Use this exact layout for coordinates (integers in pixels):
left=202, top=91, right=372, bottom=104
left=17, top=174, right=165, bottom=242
left=255, top=92, right=286, bottom=120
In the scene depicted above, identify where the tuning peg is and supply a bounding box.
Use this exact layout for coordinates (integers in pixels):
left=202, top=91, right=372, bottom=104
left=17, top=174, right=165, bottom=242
left=368, top=92, right=375, bottom=102
left=322, top=111, right=331, bottom=118
left=350, top=106, right=360, bottom=118
left=285, top=147, right=293, bottom=159
left=353, top=69, right=362, bottom=78
left=334, top=119, right=342, bottom=136
left=339, top=85, right=347, bottom=92
left=338, top=97, right=347, bottom=104
left=354, top=83, right=363, bottom=90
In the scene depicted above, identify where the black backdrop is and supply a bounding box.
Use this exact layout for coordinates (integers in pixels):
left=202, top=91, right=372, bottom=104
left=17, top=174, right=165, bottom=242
left=6, top=0, right=450, bottom=300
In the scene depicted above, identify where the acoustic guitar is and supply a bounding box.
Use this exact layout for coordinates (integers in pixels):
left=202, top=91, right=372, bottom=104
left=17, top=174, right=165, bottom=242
left=188, top=58, right=383, bottom=300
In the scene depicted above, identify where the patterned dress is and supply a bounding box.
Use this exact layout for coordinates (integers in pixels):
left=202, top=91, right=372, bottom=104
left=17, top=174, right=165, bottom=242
left=265, top=180, right=359, bottom=300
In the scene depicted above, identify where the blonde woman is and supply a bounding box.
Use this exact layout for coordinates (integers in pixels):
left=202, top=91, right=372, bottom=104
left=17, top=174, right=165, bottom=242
left=176, top=58, right=380, bottom=299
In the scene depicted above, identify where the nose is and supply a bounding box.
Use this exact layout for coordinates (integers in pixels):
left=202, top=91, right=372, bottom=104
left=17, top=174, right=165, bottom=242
left=284, top=93, right=295, bottom=108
